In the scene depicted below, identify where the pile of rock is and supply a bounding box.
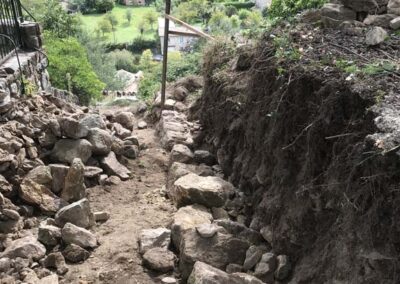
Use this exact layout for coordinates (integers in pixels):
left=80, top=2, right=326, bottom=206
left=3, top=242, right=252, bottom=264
left=0, top=91, right=141, bottom=282
left=153, top=86, right=292, bottom=283
left=321, top=0, right=400, bottom=44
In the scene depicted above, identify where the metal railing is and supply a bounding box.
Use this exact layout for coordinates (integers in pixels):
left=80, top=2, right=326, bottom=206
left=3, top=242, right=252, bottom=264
left=0, top=0, right=23, bottom=62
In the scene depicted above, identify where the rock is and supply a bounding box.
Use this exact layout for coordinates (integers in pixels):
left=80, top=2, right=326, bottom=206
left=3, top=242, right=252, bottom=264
left=226, top=263, right=243, bottom=273
left=321, top=3, right=356, bottom=28
left=179, top=228, right=249, bottom=280
left=167, top=162, right=198, bottom=190
left=254, top=262, right=274, bottom=283
left=0, top=174, right=12, bottom=196
left=363, top=14, right=397, bottom=28
left=157, top=110, right=192, bottom=150
left=172, top=173, right=234, bottom=208
left=49, top=164, right=69, bottom=194
left=114, top=112, right=135, bottom=130
left=61, top=158, right=86, bottom=202
left=100, top=151, right=131, bottom=180
left=196, top=223, right=221, bottom=238
left=39, top=274, right=59, bottom=284
left=366, top=27, right=388, bottom=46
left=214, top=220, right=264, bottom=245
left=113, top=122, right=131, bottom=139
left=138, top=121, right=148, bottom=129
left=104, top=175, right=121, bottom=186
left=21, top=268, right=40, bottom=284
left=275, top=255, right=291, bottom=281
left=81, top=114, right=106, bottom=129
left=38, top=224, right=62, bottom=246
left=122, top=145, right=139, bottom=159
left=0, top=257, right=11, bottom=273
left=171, top=204, right=213, bottom=249
left=43, top=252, right=68, bottom=275
left=139, top=228, right=171, bottom=254
left=194, top=150, right=216, bottom=166
left=243, top=245, right=267, bottom=271
left=94, top=211, right=110, bottom=222
left=0, top=236, right=46, bottom=260
left=62, top=244, right=90, bottom=263
left=55, top=198, right=92, bottom=229
left=61, top=223, right=97, bottom=249
left=39, top=130, right=57, bottom=148
left=339, top=0, right=389, bottom=13
left=211, top=207, right=229, bottom=220
left=390, top=16, right=400, bottom=29
left=172, top=86, right=188, bottom=101
left=389, top=0, right=400, bottom=15
left=2, top=208, right=19, bottom=220
left=142, top=247, right=176, bottom=272
left=187, top=261, right=247, bottom=284
left=170, top=144, right=194, bottom=165
left=58, top=116, right=89, bottom=139
left=231, top=273, right=265, bottom=284
left=19, top=178, right=65, bottom=213
left=51, top=139, right=92, bottom=164
left=25, top=166, right=52, bottom=188
left=162, top=277, right=177, bottom=284
left=123, top=136, right=139, bottom=146
left=87, top=128, right=112, bottom=155
left=84, top=166, right=103, bottom=179
left=260, top=226, right=273, bottom=244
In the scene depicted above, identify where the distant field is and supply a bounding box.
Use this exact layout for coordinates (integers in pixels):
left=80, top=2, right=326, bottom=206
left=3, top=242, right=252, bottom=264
left=79, top=5, right=158, bottom=44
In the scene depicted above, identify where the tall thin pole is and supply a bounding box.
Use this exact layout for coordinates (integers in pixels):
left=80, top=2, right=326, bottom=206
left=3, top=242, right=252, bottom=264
left=161, top=0, right=171, bottom=110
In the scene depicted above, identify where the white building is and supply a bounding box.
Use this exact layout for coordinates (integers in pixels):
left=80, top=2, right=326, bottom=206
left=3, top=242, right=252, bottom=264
left=158, top=18, right=200, bottom=54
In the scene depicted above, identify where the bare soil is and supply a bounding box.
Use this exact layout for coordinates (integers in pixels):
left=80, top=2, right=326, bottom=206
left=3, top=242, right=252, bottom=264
left=62, top=126, right=176, bottom=284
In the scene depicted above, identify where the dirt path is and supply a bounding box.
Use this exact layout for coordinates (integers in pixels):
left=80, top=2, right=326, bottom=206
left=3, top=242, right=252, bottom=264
left=62, top=127, right=176, bottom=284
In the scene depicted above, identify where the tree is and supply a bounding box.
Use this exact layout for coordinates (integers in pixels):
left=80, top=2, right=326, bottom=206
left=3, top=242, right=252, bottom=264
left=98, top=18, right=112, bottom=36
left=126, top=9, right=133, bottom=24
left=144, top=10, right=158, bottom=30
left=209, top=11, right=232, bottom=35
left=137, top=19, right=148, bottom=37
left=105, top=13, right=119, bottom=43
left=139, top=49, right=154, bottom=70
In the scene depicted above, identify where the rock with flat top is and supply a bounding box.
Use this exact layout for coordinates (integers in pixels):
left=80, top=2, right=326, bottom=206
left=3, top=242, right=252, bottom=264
left=61, top=223, right=97, bottom=249
left=364, top=14, right=397, bottom=28
left=58, top=116, right=89, bottom=139
left=196, top=223, right=221, bottom=238
left=139, top=228, right=171, bottom=254
left=100, top=151, right=131, bottom=180
left=170, top=144, right=194, bottom=165
left=51, top=139, right=92, bottom=164
left=38, top=224, right=62, bottom=246
left=62, top=244, right=90, bottom=263
left=55, top=198, right=92, bottom=228
left=142, top=247, right=176, bottom=272
left=115, top=112, right=135, bottom=130
left=0, top=236, right=46, bottom=260
left=366, top=27, right=388, bottom=46
left=87, top=128, right=112, bottom=155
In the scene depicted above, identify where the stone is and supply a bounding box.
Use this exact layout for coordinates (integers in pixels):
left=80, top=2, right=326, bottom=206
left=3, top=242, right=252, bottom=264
left=0, top=174, right=12, bottom=196
left=363, top=14, right=397, bottom=28
left=211, top=207, right=229, bottom=220
left=172, top=173, right=234, bottom=208
left=38, top=130, right=57, bottom=148
left=61, top=158, right=86, bottom=202
left=171, top=204, right=213, bottom=249
left=187, top=261, right=244, bottom=284
left=84, top=166, right=103, bottom=178
left=55, top=198, right=92, bottom=229
left=49, top=119, right=61, bottom=137
left=0, top=257, right=11, bottom=273
left=226, top=263, right=243, bottom=273
left=38, top=224, right=61, bottom=246
left=254, top=262, right=274, bottom=283
left=321, top=3, right=356, bottom=29
left=94, top=211, right=110, bottom=222
left=87, top=128, right=112, bottom=155
left=157, top=110, right=192, bottom=150
left=114, top=111, right=135, bottom=130
left=196, top=223, right=221, bottom=238
left=170, top=144, right=194, bottom=165
left=138, top=121, right=148, bottom=129
left=43, top=252, right=68, bottom=275
left=19, top=178, right=65, bottom=213
left=104, top=175, right=121, bottom=186
left=167, top=162, right=197, bottom=190
left=0, top=236, right=46, bottom=260
left=61, top=223, right=97, bottom=249
left=194, top=150, right=216, bottom=166
left=3, top=208, right=20, bottom=220
left=214, top=220, right=264, bottom=245
left=179, top=228, right=249, bottom=280
left=51, top=139, right=92, bottom=164
left=390, top=16, right=400, bottom=29
left=21, top=268, right=40, bottom=283
left=366, top=27, right=388, bottom=46
left=39, top=274, right=59, bottom=284
left=388, top=0, right=400, bottom=15
left=49, top=164, right=69, bottom=194
left=275, top=255, right=291, bottom=280
left=162, top=277, right=177, bottom=284
left=81, top=114, right=106, bottom=129
left=260, top=226, right=273, bottom=244
left=122, top=145, right=139, bottom=159
left=142, top=247, right=176, bottom=272
left=100, top=151, right=131, bottom=180
left=231, top=273, right=265, bottom=284
left=139, top=228, right=171, bottom=254
left=123, top=136, right=139, bottom=146
left=62, top=244, right=90, bottom=263
left=25, top=166, right=52, bottom=189
left=59, top=116, right=89, bottom=139
left=339, top=0, right=389, bottom=13
left=243, top=245, right=267, bottom=271
left=113, top=123, right=131, bottom=139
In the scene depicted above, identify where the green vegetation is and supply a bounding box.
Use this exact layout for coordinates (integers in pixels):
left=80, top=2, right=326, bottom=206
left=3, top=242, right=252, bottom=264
left=268, top=0, right=327, bottom=18
left=45, top=33, right=106, bottom=105
left=79, top=5, right=158, bottom=44
left=335, top=59, right=398, bottom=76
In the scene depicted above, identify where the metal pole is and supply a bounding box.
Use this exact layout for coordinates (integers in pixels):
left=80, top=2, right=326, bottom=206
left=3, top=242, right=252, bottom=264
left=161, top=0, right=171, bottom=110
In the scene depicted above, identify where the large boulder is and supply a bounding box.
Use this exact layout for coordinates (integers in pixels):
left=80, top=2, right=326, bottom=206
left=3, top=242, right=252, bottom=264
left=55, top=198, right=93, bottom=229
left=321, top=3, right=356, bottom=28
left=340, top=0, right=389, bottom=13
left=100, top=151, right=131, bottom=180
left=389, top=0, right=400, bottom=15
left=61, top=158, right=86, bottom=202
left=169, top=144, right=194, bottom=165
left=87, top=128, right=112, bottom=155
left=58, top=116, right=89, bottom=139
left=0, top=236, right=46, bottom=260
left=172, top=173, right=234, bottom=208
left=366, top=26, right=388, bottom=46
left=142, top=247, right=176, bottom=272
left=51, top=139, right=92, bottom=164
left=171, top=204, right=213, bottom=249
left=139, top=228, right=171, bottom=254
left=62, top=244, right=90, bottom=263
left=81, top=114, right=106, bottom=129
left=38, top=224, right=62, bottom=246
left=114, top=112, right=135, bottom=130
left=61, top=223, right=97, bottom=249
left=167, top=162, right=198, bottom=191
left=157, top=110, right=193, bottom=150
left=363, top=14, right=397, bottom=28
left=25, top=166, right=53, bottom=189
left=179, top=229, right=250, bottom=280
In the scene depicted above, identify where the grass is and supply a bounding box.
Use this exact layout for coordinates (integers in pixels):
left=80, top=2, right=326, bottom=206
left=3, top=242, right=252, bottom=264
left=79, top=5, right=158, bottom=44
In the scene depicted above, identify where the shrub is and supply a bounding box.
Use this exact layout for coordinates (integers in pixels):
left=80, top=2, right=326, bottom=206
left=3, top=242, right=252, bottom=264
left=223, top=2, right=255, bottom=9
left=45, top=33, right=105, bottom=105
left=109, top=49, right=138, bottom=73
left=128, top=37, right=159, bottom=53
left=269, top=0, right=326, bottom=18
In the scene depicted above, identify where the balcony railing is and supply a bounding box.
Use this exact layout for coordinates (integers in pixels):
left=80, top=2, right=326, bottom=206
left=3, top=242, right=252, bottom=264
left=0, top=0, right=23, bottom=62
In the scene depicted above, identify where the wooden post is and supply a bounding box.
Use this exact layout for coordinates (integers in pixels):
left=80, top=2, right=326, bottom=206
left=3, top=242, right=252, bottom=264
left=161, top=0, right=171, bottom=110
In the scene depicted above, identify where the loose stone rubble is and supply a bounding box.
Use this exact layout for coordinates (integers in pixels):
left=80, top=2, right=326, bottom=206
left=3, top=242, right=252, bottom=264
left=0, top=91, right=142, bottom=282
